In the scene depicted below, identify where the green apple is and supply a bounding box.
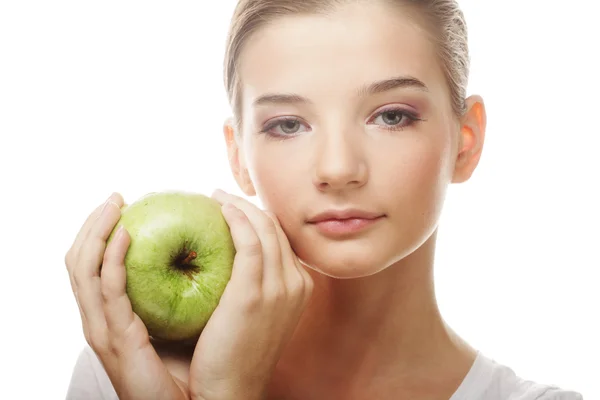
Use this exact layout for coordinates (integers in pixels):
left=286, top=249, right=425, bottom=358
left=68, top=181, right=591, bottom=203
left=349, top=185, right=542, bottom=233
left=107, top=191, right=235, bottom=342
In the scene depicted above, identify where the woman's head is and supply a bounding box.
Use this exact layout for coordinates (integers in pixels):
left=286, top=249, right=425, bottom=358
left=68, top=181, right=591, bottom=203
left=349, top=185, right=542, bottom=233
left=221, top=0, right=486, bottom=278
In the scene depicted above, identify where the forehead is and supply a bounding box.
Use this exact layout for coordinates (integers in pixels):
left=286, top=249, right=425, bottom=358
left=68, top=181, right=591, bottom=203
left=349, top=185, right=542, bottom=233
left=238, top=2, right=446, bottom=102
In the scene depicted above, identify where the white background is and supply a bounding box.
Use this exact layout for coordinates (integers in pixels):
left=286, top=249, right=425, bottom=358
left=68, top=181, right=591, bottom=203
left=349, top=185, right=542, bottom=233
left=1, top=0, right=598, bottom=398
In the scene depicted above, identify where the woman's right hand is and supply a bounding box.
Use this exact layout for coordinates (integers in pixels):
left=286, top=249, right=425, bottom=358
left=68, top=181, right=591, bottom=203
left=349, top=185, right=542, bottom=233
left=65, top=193, right=190, bottom=400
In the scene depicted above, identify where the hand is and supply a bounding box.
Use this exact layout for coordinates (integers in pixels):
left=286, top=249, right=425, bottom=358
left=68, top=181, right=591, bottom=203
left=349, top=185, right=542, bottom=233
left=65, top=193, right=190, bottom=400
left=188, top=190, right=314, bottom=400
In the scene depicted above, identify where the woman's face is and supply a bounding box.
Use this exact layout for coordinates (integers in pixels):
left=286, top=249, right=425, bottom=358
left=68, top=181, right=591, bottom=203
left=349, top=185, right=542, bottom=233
left=228, top=2, right=481, bottom=278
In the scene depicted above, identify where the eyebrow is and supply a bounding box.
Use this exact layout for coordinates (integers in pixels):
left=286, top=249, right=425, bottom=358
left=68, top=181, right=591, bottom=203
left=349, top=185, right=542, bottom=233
left=252, top=93, right=310, bottom=108
left=251, top=76, right=429, bottom=108
left=357, top=76, right=429, bottom=97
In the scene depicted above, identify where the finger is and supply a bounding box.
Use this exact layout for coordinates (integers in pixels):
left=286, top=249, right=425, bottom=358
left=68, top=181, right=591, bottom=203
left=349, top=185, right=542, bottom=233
left=82, top=193, right=125, bottom=249
left=66, top=203, right=104, bottom=291
left=101, top=226, right=136, bottom=337
left=69, top=193, right=124, bottom=270
left=221, top=202, right=264, bottom=287
left=264, top=211, right=303, bottom=290
left=295, top=259, right=314, bottom=305
left=75, top=200, right=122, bottom=335
left=66, top=193, right=124, bottom=296
left=79, top=199, right=122, bottom=280
left=213, top=190, right=283, bottom=286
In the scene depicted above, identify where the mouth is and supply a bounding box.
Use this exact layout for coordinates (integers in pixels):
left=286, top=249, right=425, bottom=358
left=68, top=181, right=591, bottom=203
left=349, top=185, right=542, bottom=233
left=307, top=209, right=385, bottom=223
left=307, top=209, right=385, bottom=237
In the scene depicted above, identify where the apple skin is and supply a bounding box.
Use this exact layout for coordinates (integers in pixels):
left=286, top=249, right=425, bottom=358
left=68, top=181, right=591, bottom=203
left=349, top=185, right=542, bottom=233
left=107, top=191, right=236, bottom=342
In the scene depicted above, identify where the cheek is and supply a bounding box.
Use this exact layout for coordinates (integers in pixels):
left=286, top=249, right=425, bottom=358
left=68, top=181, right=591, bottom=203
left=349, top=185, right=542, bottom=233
left=247, top=147, right=303, bottom=230
left=382, top=130, right=453, bottom=225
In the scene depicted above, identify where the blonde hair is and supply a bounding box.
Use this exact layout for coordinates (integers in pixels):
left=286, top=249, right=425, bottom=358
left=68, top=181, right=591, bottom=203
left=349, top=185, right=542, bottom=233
left=223, top=0, right=470, bottom=129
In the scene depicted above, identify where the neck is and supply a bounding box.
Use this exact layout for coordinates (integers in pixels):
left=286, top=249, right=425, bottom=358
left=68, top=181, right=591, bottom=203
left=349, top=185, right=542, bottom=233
left=272, top=231, right=476, bottom=397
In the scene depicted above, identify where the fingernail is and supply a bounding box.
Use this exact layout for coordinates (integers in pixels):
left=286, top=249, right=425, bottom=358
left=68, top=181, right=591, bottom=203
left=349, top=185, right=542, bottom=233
left=101, top=200, right=117, bottom=215
left=116, top=225, right=126, bottom=238
left=212, top=189, right=225, bottom=198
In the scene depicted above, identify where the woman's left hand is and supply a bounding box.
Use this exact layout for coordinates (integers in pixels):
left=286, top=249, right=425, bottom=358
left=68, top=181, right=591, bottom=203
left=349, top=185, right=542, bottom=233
left=187, top=189, right=314, bottom=400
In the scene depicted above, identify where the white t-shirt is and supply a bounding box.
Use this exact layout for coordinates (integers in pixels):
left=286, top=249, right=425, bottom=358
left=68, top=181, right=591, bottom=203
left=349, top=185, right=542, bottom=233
left=65, top=345, right=584, bottom=399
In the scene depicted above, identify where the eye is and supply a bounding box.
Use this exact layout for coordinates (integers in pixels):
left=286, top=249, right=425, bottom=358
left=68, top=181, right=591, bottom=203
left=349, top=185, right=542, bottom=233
left=378, top=111, right=403, bottom=125
left=261, top=117, right=309, bottom=138
left=369, top=107, right=422, bottom=131
left=280, top=119, right=302, bottom=134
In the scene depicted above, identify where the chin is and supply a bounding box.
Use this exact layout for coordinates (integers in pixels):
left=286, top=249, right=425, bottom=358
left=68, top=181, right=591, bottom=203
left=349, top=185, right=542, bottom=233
left=297, top=252, right=394, bottom=279
left=284, top=218, right=439, bottom=279
left=291, top=230, right=433, bottom=280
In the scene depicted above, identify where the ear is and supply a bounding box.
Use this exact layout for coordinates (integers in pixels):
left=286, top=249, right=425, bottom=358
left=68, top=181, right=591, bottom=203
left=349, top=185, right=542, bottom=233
left=223, top=118, right=257, bottom=196
left=451, top=95, right=487, bottom=183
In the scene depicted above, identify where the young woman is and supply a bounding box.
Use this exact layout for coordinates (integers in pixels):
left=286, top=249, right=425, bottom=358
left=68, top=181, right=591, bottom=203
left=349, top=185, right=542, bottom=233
left=65, top=1, right=583, bottom=399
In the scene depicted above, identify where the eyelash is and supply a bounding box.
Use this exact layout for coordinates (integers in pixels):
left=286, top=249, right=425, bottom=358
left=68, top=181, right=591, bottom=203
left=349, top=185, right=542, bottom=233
left=259, top=107, right=424, bottom=139
left=368, top=107, right=424, bottom=132
left=260, top=117, right=303, bottom=139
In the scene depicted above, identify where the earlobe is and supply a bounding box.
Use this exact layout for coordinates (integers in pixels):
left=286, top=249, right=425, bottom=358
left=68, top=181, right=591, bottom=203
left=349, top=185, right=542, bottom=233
left=222, top=118, right=256, bottom=196
left=452, top=95, right=487, bottom=184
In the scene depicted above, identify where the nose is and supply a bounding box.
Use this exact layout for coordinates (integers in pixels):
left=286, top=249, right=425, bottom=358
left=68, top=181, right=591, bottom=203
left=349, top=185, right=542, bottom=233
left=312, top=128, right=368, bottom=192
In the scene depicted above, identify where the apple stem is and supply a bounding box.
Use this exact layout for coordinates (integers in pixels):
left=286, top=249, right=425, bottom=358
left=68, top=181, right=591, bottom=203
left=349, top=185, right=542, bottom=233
left=182, top=251, right=197, bottom=265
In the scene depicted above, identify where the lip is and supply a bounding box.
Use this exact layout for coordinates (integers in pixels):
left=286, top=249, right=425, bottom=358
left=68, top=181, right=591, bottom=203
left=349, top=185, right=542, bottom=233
left=307, top=209, right=385, bottom=237
left=307, top=209, right=385, bottom=223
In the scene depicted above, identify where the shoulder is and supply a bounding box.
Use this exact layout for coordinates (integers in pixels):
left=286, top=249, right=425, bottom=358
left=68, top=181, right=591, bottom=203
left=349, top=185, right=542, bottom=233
left=450, top=351, right=584, bottom=400
left=65, top=345, right=118, bottom=400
